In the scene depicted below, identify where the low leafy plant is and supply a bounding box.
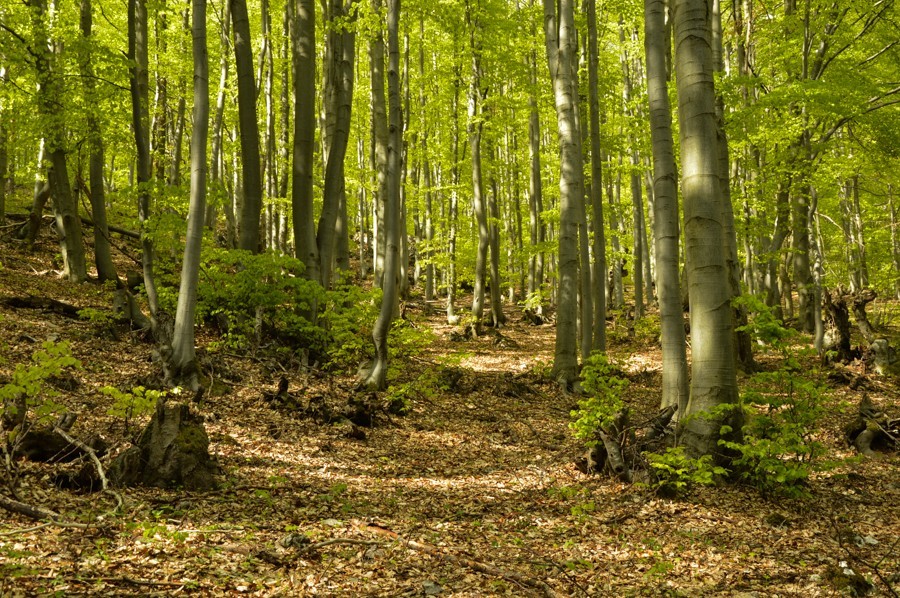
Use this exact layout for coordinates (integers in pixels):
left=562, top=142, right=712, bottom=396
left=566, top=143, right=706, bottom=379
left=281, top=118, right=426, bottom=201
left=102, top=385, right=165, bottom=433
left=570, top=352, right=628, bottom=444
left=720, top=296, right=832, bottom=497
left=0, top=341, right=80, bottom=485
left=644, top=446, right=727, bottom=497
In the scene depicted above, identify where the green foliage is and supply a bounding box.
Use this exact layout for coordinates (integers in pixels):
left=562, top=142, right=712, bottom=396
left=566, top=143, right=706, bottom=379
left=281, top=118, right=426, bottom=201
left=102, top=385, right=164, bottom=431
left=0, top=341, right=79, bottom=428
left=320, top=284, right=379, bottom=367
left=570, top=352, right=627, bottom=444
left=733, top=294, right=793, bottom=347
left=721, top=296, right=831, bottom=498
left=193, top=248, right=326, bottom=354
left=643, top=447, right=727, bottom=497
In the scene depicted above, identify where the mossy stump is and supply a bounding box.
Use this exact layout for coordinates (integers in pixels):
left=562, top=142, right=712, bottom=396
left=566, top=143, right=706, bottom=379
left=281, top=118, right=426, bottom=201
left=110, top=401, right=218, bottom=490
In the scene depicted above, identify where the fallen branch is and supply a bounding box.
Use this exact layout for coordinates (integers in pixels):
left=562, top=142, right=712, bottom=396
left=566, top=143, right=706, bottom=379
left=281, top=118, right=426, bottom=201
left=0, top=494, right=90, bottom=529
left=358, top=522, right=564, bottom=598
left=299, top=538, right=383, bottom=552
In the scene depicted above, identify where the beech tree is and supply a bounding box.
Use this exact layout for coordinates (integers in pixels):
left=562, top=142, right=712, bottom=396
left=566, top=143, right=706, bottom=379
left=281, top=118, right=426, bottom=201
left=673, top=0, right=740, bottom=457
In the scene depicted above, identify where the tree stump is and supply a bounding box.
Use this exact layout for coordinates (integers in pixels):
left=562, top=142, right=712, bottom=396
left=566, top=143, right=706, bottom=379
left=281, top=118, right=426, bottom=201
left=823, top=288, right=854, bottom=362
left=844, top=395, right=899, bottom=455
left=109, top=401, right=218, bottom=490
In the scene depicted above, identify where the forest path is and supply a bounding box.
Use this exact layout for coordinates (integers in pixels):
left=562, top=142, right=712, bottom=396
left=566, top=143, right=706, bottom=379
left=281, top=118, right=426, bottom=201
left=0, top=229, right=897, bottom=597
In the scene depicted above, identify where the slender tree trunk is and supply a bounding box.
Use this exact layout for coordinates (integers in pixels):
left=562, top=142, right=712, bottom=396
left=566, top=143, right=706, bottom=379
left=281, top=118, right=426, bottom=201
left=674, top=0, right=741, bottom=457
left=170, top=0, right=209, bottom=390
left=291, top=0, right=319, bottom=282
left=130, top=0, right=159, bottom=318
left=487, top=140, right=506, bottom=327
left=0, top=66, right=7, bottom=225
left=371, top=2, right=388, bottom=286
left=79, top=0, right=118, bottom=283
left=890, top=185, right=900, bottom=300
left=527, top=51, right=545, bottom=303
left=585, top=0, right=606, bottom=351
left=645, top=0, right=688, bottom=415
left=30, top=0, right=87, bottom=283
left=544, top=0, right=583, bottom=386
left=209, top=0, right=231, bottom=237
left=364, top=0, right=402, bottom=391
left=231, top=0, right=263, bottom=252
left=467, top=1, right=489, bottom=329
left=446, top=68, right=461, bottom=323
left=316, top=0, right=354, bottom=289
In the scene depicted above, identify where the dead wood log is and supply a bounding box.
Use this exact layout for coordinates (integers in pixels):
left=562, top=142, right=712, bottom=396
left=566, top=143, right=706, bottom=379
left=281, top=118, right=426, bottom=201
left=0, top=494, right=61, bottom=521
left=0, top=295, right=81, bottom=318
left=824, top=288, right=855, bottom=362
left=844, top=395, right=899, bottom=455
left=852, top=289, right=878, bottom=345
left=641, top=404, right=678, bottom=443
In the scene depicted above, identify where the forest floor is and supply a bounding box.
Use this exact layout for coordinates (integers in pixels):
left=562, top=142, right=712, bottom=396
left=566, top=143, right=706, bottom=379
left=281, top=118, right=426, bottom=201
left=0, top=220, right=899, bottom=597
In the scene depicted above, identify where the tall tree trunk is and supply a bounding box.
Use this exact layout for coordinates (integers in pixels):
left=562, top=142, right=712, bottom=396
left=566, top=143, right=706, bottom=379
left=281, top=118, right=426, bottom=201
left=130, top=0, right=160, bottom=318
left=316, top=0, right=354, bottom=289
left=170, top=0, right=209, bottom=389
left=544, top=0, right=583, bottom=387
left=487, top=139, right=506, bottom=327
left=467, top=1, right=489, bottom=329
left=30, top=0, right=87, bottom=283
left=674, top=0, right=741, bottom=457
left=446, top=67, right=461, bottom=323
left=79, top=0, right=118, bottom=283
left=363, top=0, right=402, bottom=391
left=371, top=1, right=388, bottom=286
left=0, top=66, right=7, bottom=225
left=527, top=51, right=545, bottom=303
left=209, top=0, right=231, bottom=238
left=585, top=0, right=606, bottom=351
left=711, top=0, right=752, bottom=369
left=231, top=0, right=263, bottom=252
left=890, top=185, right=900, bottom=300
left=645, top=0, right=687, bottom=415
left=291, top=0, right=319, bottom=283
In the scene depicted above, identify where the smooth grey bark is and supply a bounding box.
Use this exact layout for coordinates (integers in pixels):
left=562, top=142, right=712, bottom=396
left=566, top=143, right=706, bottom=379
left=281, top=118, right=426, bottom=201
left=673, top=0, right=740, bottom=458
left=170, top=0, right=209, bottom=390
left=527, top=51, right=545, bottom=301
left=544, top=0, right=582, bottom=386
left=446, top=68, right=461, bottom=323
left=645, top=0, right=687, bottom=415
left=585, top=0, right=606, bottom=351
left=291, top=0, right=319, bottom=282
left=487, top=139, right=506, bottom=328
left=130, top=0, right=160, bottom=318
left=467, top=1, right=489, bottom=328
left=209, top=0, right=231, bottom=238
left=231, top=0, right=263, bottom=252
left=79, top=0, right=118, bottom=283
left=0, top=66, right=7, bottom=225
left=169, top=94, right=186, bottom=186
left=890, top=185, right=900, bottom=300
left=315, top=0, right=354, bottom=289
left=419, top=20, right=434, bottom=301
left=371, top=1, right=388, bottom=286
left=711, top=0, right=752, bottom=370
left=363, top=0, right=402, bottom=391
left=29, top=0, right=87, bottom=283
left=607, top=159, right=624, bottom=310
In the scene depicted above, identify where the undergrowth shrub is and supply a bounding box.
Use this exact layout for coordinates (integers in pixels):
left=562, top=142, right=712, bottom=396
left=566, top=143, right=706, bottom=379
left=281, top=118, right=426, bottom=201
left=0, top=342, right=80, bottom=485
left=570, top=352, right=628, bottom=444
left=719, top=295, right=833, bottom=497
left=644, top=447, right=727, bottom=497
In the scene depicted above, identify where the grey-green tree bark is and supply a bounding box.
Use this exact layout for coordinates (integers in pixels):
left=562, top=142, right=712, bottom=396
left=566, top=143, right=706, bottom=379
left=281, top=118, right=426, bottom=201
left=170, top=0, right=209, bottom=390
left=130, top=0, right=160, bottom=319
left=291, top=0, right=320, bottom=282
left=645, top=0, right=687, bottom=415
left=30, top=0, right=87, bottom=283
left=231, top=0, right=263, bottom=252
left=585, top=0, right=606, bottom=352
left=543, top=0, right=582, bottom=387
left=363, top=0, right=402, bottom=391
left=673, top=0, right=740, bottom=457
left=79, top=0, right=118, bottom=283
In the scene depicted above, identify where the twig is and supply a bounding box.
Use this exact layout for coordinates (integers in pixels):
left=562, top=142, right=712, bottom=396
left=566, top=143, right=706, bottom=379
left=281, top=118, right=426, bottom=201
left=0, top=494, right=90, bottom=528
left=299, top=538, right=383, bottom=552
left=0, top=522, right=52, bottom=537
left=357, top=522, right=565, bottom=598
left=829, top=513, right=900, bottom=597
left=52, top=426, right=108, bottom=491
